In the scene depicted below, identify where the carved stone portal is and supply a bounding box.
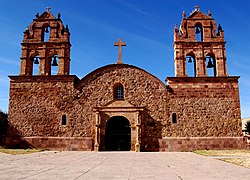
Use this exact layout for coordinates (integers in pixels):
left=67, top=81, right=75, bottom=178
left=93, top=100, right=144, bottom=151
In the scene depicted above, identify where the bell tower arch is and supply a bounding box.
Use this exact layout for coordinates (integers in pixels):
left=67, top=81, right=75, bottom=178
left=20, top=8, right=71, bottom=76
left=174, top=6, right=227, bottom=77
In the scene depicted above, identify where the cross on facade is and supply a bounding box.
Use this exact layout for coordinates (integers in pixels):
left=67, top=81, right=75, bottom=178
left=194, top=6, right=199, bottom=11
left=46, top=7, right=51, bottom=12
left=114, top=38, right=126, bottom=64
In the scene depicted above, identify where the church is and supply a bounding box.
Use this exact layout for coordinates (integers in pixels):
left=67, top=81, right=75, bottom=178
left=6, top=7, right=245, bottom=151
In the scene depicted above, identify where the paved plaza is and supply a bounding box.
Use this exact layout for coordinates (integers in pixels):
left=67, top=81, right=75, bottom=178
left=0, top=151, right=249, bottom=180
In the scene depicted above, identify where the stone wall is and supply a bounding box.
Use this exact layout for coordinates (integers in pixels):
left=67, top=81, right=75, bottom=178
left=75, top=64, right=168, bottom=151
left=166, top=77, right=242, bottom=138
left=8, top=64, right=169, bottom=150
left=8, top=75, right=79, bottom=137
left=7, top=65, right=243, bottom=151
left=4, top=136, right=92, bottom=150
left=158, top=137, right=247, bottom=151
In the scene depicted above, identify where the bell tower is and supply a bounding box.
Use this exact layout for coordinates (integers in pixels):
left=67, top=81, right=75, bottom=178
left=173, top=6, right=227, bottom=77
left=20, top=8, right=71, bottom=76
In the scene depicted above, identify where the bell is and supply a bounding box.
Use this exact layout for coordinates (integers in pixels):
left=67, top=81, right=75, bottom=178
left=188, top=56, right=192, bottom=63
left=195, top=26, right=201, bottom=34
left=34, top=57, right=39, bottom=64
left=51, top=56, right=58, bottom=66
left=44, top=27, right=49, bottom=33
left=207, top=58, right=214, bottom=68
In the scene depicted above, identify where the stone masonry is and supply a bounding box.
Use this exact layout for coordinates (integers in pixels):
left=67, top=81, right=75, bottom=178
left=6, top=7, right=245, bottom=151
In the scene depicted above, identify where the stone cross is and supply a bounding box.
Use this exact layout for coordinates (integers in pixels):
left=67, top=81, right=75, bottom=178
left=195, top=6, right=199, bottom=11
left=114, top=38, right=126, bottom=64
left=46, top=7, right=51, bottom=12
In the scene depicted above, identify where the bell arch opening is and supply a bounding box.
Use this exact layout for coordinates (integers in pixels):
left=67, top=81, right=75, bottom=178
left=41, top=24, right=50, bottom=42
left=195, top=23, right=203, bottom=42
left=105, top=116, right=131, bottom=151
left=186, top=52, right=196, bottom=77
left=206, top=53, right=216, bottom=77
left=51, top=54, right=59, bottom=75
left=32, top=55, right=40, bottom=75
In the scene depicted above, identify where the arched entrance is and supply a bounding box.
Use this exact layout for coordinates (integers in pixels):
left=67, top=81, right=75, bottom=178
left=105, top=116, right=131, bottom=151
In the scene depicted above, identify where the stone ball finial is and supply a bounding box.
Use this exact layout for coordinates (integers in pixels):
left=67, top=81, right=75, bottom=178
left=182, top=11, right=186, bottom=18
left=174, top=24, right=178, bottom=32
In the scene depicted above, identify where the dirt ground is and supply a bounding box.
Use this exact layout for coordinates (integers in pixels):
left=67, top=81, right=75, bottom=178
left=195, top=150, right=250, bottom=168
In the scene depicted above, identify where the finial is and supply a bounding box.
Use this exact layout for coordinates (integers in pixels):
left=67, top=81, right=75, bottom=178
left=24, top=26, right=30, bottom=34
left=174, top=24, right=178, bottom=32
left=208, top=10, right=212, bottom=16
left=194, top=6, right=199, bottom=11
left=46, top=7, right=51, bottom=12
left=217, top=24, right=223, bottom=36
left=218, top=24, right=223, bottom=31
left=35, top=13, right=39, bottom=18
left=182, top=11, right=186, bottom=18
left=65, top=25, right=69, bottom=31
left=58, top=12, right=61, bottom=19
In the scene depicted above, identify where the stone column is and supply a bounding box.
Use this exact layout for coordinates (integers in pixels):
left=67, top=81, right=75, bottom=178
left=94, top=111, right=100, bottom=151
left=135, top=111, right=141, bottom=152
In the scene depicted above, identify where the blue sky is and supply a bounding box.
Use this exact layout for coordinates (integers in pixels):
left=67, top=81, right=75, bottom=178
left=0, top=0, right=250, bottom=118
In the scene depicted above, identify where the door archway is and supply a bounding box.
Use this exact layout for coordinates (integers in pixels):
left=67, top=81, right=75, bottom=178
left=105, top=116, right=131, bottom=151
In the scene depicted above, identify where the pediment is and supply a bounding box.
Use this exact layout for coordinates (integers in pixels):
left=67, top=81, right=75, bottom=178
left=93, top=100, right=145, bottom=112
left=105, top=100, right=135, bottom=108
left=188, top=11, right=211, bottom=19
left=37, top=11, right=56, bottom=20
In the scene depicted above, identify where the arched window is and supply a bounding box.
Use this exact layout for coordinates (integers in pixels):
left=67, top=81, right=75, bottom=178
left=195, top=23, right=203, bottom=42
left=41, top=26, right=50, bottom=42
left=114, top=84, right=124, bottom=99
left=206, top=54, right=216, bottom=77
left=33, top=55, right=40, bottom=75
left=172, top=113, right=177, bottom=124
left=51, top=54, right=59, bottom=75
left=186, top=53, right=196, bottom=77
left=62, top=115, right=67, bottom=125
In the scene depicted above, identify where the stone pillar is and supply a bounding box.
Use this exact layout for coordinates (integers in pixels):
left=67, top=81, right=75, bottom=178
left=39, top=57, right=46, bottom=75
left=94, top=111, right=100, bottom=151
left=20, top=58, right=27, bottom=75
left=216, top=55, right=227, bottom=77
left=196, top=48, right=206, bottom=77
left=45, top=57, right=51, bottom=75
left=135, top=111, right=141, bottom=152
left=58, top=56, right=64, bottom=75
left=174, top=48, right=186, bottom=77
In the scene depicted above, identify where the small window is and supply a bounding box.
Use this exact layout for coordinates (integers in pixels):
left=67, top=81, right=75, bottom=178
left=115, top=84, right=124, bottom=99
left=62, top=115, right=67, bottom=125
left=172, top=113, right=177, bottom=124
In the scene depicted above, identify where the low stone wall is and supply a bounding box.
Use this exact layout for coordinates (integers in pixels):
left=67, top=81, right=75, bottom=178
left=158, top=137, right=247, bottom=151
left=3, top=136, right=247, bottom=151
left=4, top=136, right=93, bottom=151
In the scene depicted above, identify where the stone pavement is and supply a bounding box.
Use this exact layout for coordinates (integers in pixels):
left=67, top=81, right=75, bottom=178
left=0, top=151, right=249, bottom=180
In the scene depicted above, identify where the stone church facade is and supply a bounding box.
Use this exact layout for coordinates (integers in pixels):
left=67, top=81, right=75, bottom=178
left=6, top=7, right=245, bottom=151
